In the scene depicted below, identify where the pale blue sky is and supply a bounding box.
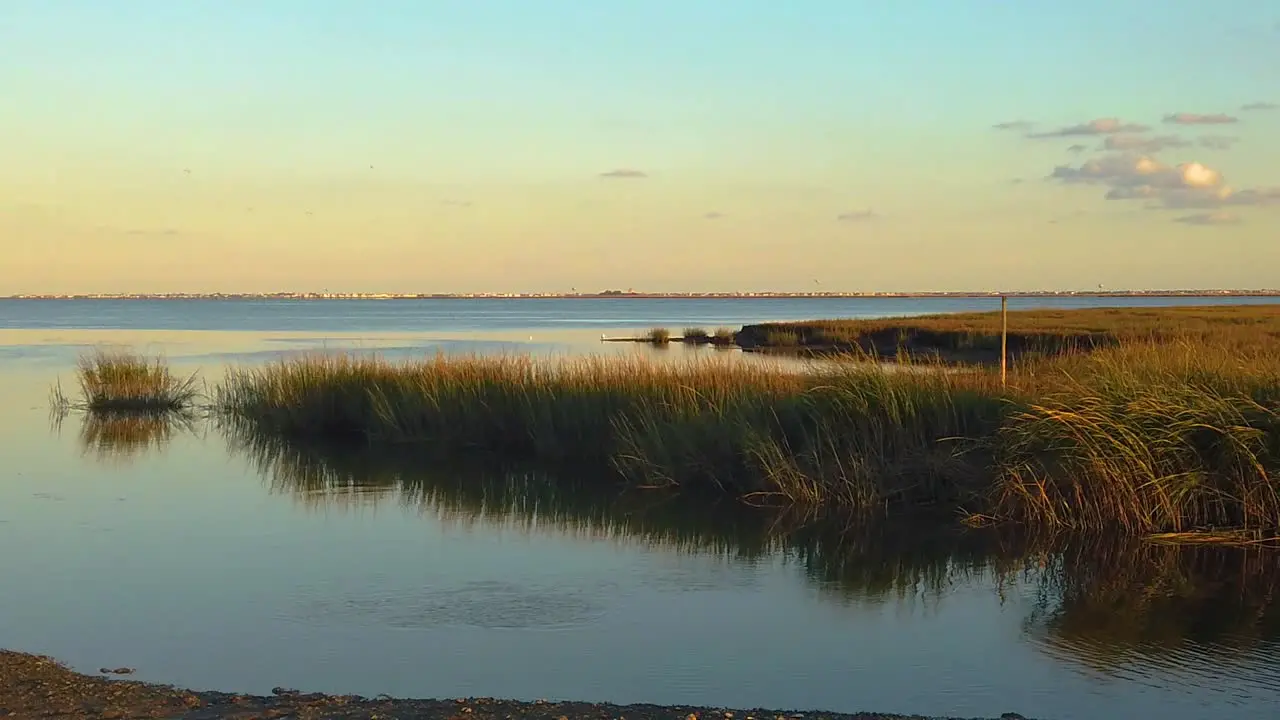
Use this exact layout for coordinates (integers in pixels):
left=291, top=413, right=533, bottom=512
left=2, top=1, right=1278, bottom=293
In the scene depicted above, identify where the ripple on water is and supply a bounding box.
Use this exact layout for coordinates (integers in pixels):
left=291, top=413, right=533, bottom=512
left=291, top=579, right=615, bottom=631
left=1031, top=634, right=1280, bottom=704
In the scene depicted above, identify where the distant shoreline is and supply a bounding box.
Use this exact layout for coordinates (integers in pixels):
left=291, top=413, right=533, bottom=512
left=5, top=291, right=1280, bottom=301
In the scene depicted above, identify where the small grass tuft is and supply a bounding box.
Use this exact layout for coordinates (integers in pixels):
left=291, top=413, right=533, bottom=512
left=56, top=350, right=200, bottom=413
left=710, top=327, right=737, bottom=346
left=646, top=327, right=672, bottom=344
left=681, top=327, right=710, bottom=343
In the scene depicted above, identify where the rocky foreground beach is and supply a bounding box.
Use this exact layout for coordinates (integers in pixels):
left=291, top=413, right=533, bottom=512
left=0, top=651, right=1032, bottom=720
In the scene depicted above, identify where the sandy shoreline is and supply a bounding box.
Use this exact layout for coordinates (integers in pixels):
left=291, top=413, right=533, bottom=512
left=0, top=650, right=1030, bottom=720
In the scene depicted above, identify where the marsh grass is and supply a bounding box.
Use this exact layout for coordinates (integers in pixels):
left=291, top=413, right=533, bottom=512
left=213, top=340, right=1280, bottom=533
left=645, top=327, right=672, bottom=344
left=739, top=305, right=1280, bottom=362
left=53, top=350, right=200, bottom=413
left=681, top=327, right=710, bottom=343
left=711, top=327, right=737, bottom=346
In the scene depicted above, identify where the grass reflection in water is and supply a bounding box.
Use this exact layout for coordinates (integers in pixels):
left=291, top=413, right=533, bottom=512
left=66, top=411, right=1280, bottom=694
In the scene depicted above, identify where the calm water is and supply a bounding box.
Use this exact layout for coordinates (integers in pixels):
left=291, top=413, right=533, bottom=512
left=1, top=297, right=1279, bottom=720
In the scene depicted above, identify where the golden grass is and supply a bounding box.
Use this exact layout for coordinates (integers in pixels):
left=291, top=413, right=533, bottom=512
left=52, top=350, right=199, bottom=413
left=211, top=339, right=1280, bottom=534
left=681, top=327, right=710, bottom=343
left=645, top=327, right=672, bottom=344
left=738, top=304, right=1280, bottom=362
left=711, top=327, right=736, bottom=346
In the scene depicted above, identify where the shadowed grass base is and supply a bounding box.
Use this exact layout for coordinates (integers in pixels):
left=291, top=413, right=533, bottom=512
left=211, top=342, right=1280, bottom=535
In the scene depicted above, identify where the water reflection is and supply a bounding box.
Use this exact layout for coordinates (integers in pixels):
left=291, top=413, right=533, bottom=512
left=223, top=429, right=1280, bottom=662
left=1026, top=541, right=1280, bottom=693
left=54, top=409, right=200, bottom=464
left=65, top=413, right=1280, bottom=704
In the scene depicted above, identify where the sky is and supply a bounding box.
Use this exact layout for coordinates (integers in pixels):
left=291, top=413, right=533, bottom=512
left=2, top=0, right=1278, bottom=294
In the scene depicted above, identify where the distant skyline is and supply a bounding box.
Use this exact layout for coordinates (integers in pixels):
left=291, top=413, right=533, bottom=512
left=3, top=1, right=1279, bottom=294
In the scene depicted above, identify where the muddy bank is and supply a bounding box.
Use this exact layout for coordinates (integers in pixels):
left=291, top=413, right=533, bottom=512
left=0, top=650, right=1029, bottom=720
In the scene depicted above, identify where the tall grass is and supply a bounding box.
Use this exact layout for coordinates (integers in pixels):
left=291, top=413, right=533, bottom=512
left=212, top=341, right=1280, bottom=533
left=992, top=343, right=1280, bottom=534
left=53, top=350, right=199, bottom=413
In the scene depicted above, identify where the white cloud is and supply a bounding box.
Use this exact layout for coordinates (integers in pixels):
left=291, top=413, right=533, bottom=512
left=1028, top=118, right=1150, bottom=138
left=1162, top=112, right=1238, bottom=125
left=1049, top=154, right=1217, bottom=189
left=1048, top=153, right=1280, bottom=216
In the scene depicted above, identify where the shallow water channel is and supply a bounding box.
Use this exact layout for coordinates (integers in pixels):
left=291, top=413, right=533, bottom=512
left=1, top=323, right=1278, bottom=720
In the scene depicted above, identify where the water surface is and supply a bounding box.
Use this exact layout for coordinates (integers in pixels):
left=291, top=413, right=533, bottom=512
left=1, top=297, right=1278, bottom=720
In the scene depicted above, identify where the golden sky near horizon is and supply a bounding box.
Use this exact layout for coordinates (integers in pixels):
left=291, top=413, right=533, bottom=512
left=3, top=2, right=1279, bottom=294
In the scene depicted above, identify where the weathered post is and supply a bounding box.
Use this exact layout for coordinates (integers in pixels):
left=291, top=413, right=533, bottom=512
left=1000, top=294, right=1008, bottom=388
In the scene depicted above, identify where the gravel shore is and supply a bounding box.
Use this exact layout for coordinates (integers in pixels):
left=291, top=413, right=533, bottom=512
left=0, top=650, right=1030, bottom=720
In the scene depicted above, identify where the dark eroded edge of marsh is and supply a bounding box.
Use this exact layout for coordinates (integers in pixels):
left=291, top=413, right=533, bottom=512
left=0, top=650, right=1028, bottom=720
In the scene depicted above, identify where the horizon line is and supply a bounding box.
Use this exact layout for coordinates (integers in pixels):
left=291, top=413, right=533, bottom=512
left=5, top=290, right=1280, bottom=300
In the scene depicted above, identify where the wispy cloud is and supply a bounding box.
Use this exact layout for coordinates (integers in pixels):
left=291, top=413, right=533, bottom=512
left=1242, top=101, right=1277, bottom=111
left=836, top=210, right=876, bottom=222
left=1102, top=134, right=1189, bottom=153
left=1155, top=186, right=1280, bottom=209
left=703, top=211, right=725, bottom=220
left=1066, top=144, right=1088, bottom=153
left=441, top=199, right=473, bottom=207
left=1047, top=153, right=1280, bottom=216
left=992, top=120, right=1034, bottom=131
left=1173, top=211, right=1241, bottom=226
left=1162, top=112, right=1238, bottom=125
left=1198, top=135, right=1239, bottom=150
left=123, top=228, right=181, bottom=237
left=598, top=168, right=648, bottom=179
left=1028, top=118, right=1150, bottom=138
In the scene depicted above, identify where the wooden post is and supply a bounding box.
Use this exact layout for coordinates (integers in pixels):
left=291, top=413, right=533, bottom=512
left=1000, top=294, right=1008, bottom=388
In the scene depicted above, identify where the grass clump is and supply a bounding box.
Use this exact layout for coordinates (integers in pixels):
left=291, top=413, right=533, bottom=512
left=53, top=351, right=199, bottom=413
left=711, top=327, right=737, bottom=346
left=681, top=327, right=710, bottom=343
left=645, top=327, right=672, bottom=344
